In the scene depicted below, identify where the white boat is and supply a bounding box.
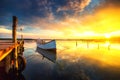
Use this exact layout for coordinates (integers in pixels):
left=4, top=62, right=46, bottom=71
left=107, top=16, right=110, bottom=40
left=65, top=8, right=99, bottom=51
left=37, top=39, right=56, bottom=51
left=36, top=39, right=56, bottom=62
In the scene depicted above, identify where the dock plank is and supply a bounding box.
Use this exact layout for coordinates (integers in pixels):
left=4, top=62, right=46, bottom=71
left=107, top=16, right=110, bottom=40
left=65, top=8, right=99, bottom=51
left=0, top=40, right=19, bottom=61
left=0, top=40, right=14, bottom=50
left=0, top=43, right=14, bottom=50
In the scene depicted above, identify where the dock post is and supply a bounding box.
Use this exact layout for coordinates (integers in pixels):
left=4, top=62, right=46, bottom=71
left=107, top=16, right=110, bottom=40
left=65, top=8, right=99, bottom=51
left=87, top=42, right=89, bottom=48
left=12, top=16, right=18, bottom=70
left=12, top=16, right=17, bottom=43
left=97, top=43, right=99, bottom=49
left=76, top=41, right=77, bottom=47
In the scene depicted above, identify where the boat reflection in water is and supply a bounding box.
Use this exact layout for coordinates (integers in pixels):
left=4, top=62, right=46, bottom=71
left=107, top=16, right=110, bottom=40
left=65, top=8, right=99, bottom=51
left=36, top=40, right=56, bottom=63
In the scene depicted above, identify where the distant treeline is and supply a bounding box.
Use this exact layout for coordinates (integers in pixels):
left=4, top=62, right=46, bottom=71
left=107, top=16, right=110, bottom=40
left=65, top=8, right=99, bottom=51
left=1, top=37, right=120, bottom=43
left=0, top=38, right=35, bottom=40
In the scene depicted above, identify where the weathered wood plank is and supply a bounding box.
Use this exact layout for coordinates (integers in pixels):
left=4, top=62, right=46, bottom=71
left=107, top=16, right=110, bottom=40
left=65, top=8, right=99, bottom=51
left=0, top=41, right=19, bottom=61
left=0, top=47, right=13, bottom=61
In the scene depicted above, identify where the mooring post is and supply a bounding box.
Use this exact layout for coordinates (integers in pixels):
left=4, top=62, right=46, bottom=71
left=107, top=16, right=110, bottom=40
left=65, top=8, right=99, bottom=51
left=108, top=44, right=111, bottom=50
left=87, top=42, right=89, bottom=48
left=12, top=16, right=18, bottom=70
left=12, top=16, right=17, bottom=43
left=76, top=41, right=77, bottom=47
left=97, top=43, right=99, bottom=49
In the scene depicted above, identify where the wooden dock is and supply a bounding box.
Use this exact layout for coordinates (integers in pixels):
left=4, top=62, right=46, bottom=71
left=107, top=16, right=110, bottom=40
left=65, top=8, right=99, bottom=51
left=0, top=40, right=17, bottom=61
left=0, top=40, right=24, bottom=61
left=0, top=16, right=26, bottom=80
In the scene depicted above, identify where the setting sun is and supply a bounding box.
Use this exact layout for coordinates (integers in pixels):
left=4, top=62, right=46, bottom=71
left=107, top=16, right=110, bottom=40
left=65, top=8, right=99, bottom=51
left=105, top=34, right=111, bottom=39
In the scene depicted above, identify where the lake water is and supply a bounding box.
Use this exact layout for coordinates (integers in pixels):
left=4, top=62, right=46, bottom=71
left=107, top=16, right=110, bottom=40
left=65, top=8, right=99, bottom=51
left=23, top=40, right=120, bottom=80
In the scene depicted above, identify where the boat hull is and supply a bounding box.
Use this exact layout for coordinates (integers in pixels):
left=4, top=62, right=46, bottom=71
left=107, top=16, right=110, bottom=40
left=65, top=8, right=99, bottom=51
left=37, top=40, right=56, bottom=50
left=36, top=40, right=57, bottom=62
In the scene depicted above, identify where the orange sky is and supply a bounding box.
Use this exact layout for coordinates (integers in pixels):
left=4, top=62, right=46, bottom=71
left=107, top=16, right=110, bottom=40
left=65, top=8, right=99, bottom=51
left=32, top=5, right=120, bottom=39
left=0, top=5, right=120, bottom=39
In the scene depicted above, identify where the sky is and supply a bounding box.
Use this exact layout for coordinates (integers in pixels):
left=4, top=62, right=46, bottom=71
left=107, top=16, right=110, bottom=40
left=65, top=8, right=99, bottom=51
left=0, top=0, right=120, bottom=39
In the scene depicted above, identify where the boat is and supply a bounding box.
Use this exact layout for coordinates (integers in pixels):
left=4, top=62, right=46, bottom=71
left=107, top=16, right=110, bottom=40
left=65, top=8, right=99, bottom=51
left=37, top=39, right=56, bottom=52
left=36, top=39, right=56, bottom=62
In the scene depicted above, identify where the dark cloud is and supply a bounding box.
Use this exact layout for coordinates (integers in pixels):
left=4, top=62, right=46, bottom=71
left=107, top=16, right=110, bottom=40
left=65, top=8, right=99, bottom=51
left=105, top=0, right=120, bottom=6
left=0, top=0, right=91, bottom=26
left=106, top=0, right=120, bottom=4
left=1, top=0, right=119, bottom=27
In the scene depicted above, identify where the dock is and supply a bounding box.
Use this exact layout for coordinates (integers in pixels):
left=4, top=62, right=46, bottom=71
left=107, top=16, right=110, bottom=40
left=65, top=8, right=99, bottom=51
left=0, top=40, right=18, bottom=61
left=0, top=16, right=26, bottom=79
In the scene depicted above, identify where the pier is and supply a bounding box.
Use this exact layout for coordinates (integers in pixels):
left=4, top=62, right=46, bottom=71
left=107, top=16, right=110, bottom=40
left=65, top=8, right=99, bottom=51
left=0, top=16, right=26, bottom=79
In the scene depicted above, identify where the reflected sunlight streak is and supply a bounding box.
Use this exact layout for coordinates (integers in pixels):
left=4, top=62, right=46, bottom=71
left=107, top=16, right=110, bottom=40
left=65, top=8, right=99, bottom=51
left=57, top=41, right=120, bottom=68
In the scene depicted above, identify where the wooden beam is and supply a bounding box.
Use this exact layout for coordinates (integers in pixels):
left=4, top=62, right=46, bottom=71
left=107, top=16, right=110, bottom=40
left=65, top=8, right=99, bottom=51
left=0, top=43, right=19, bottom=61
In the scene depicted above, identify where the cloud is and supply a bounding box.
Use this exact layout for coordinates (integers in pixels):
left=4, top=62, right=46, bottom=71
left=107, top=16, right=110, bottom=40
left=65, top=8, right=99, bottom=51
left=0, top=27, right=12, bottom=34
left=0, top=27, right=12, bottom=38
left=28, top=1, right=120, bottom=39
left=57, top=0, right=91, bottom=13
left=96, top=0, right=120, bottom=9
left=0, top=26, right=64, bottom=39
left=0, top=0, right=92, bottom=26
left=105, top=0, right=120, bottom=5
left=1, top=0, right=120, bottom=39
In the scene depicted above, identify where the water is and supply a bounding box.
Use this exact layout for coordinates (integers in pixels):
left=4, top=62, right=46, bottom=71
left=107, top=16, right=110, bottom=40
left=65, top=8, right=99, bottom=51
left=23, top=40, right=120, bottom=80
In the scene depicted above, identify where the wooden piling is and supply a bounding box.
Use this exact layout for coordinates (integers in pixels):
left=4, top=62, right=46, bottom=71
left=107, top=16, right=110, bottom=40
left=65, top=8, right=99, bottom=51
left=87, top=42, right=89, bottom=48
left=97, top=43, right=99, bottom=49
left=12, top=16, right=17, bottom=43
left=12, top=16, right=18, bottom=70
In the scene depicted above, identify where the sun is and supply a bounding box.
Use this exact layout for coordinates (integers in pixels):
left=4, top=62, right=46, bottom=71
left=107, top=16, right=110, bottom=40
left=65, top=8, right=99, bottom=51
left=83, top=31, right=95, bottom=36
left=105, top=34, right=111, bottom=38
